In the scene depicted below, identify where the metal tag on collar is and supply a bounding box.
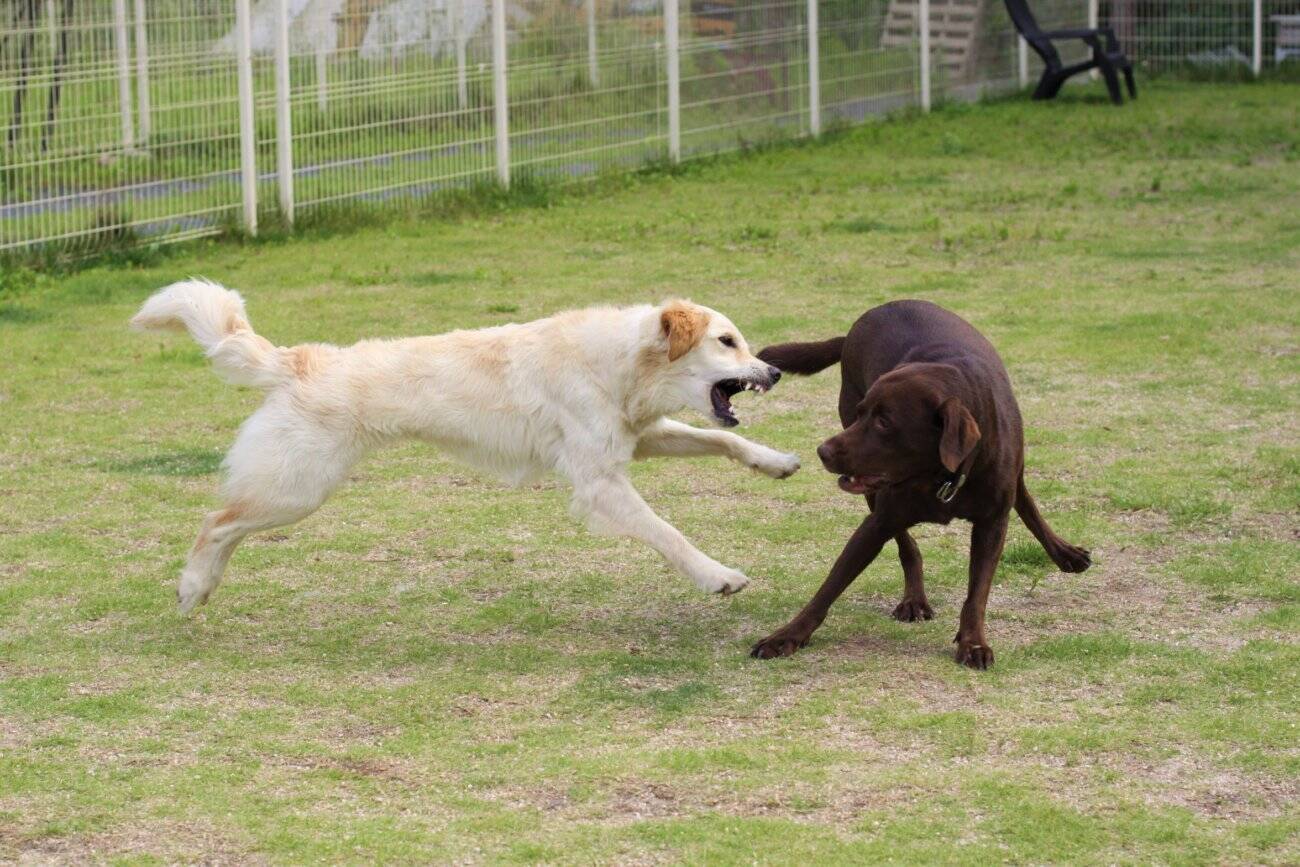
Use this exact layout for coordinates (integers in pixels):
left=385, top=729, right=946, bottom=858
left=937, top=473, right=967, bottom=503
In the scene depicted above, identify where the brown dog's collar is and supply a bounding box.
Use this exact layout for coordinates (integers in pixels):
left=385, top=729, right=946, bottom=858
left=936, top=472, right=967, bottom=503
left=936, top=449, right=977, bottom=503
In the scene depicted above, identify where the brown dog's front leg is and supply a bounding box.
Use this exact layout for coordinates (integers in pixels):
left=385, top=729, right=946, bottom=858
left=954, top=514, right=1009, bottom=670
left=751, top=515, right=893, bottom=659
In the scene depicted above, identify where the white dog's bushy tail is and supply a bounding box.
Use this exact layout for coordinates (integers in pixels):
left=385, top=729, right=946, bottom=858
left=131, top=279, right=290, bottom=389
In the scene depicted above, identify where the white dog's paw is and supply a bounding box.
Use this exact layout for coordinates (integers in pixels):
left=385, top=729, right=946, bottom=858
left=749, top=447, right=801, bottom=480
left=695, top=565, right=751, bottom=596
left=176, top=571, right=212, bottom=615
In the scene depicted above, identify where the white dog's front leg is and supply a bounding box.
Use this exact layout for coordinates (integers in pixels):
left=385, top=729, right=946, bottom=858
left=633, top=418, right=800, bottom=479
left=571, top=472, right=750, bottom=595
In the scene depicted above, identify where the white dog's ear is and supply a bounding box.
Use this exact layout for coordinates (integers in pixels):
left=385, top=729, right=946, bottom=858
left=661, top=300, right=708, bottom=362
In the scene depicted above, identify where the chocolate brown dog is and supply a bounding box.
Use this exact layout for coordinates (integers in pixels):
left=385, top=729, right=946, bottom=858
left=751, top=300, right=1090, bottom=668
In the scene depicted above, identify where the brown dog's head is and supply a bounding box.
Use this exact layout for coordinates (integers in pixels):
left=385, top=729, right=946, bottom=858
left=815, top=363, right=980, bottom=495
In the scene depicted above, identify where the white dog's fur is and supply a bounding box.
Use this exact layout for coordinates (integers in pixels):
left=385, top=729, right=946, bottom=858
left=132, top=280, right=799, bottom=613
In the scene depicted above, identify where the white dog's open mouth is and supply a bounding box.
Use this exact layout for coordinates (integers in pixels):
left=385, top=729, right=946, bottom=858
left=710, top=378, right=769, bottom=427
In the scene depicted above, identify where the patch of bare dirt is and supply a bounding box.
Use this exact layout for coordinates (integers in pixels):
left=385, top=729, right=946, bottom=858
left=1130, top=751, right=1300, bottom=820
left=264, top=753, right=409, bottom=782
left=488, top=771, right=934, bottom=830
left=3, top=818, right=263, bottom=865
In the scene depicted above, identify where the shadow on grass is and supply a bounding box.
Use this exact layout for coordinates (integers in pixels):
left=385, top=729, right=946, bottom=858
left=0, top=304, right=51, bottom=324
left=102, top=448, right=223, bottom=476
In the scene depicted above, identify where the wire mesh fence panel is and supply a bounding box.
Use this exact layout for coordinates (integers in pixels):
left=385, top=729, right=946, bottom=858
left=1107, top=0, right=1300, bottom=73
left=1268, top=0, right=1300, bottom=67
left=921, top=0, right=1023, bottom=103
left=267, top=0, right=499, bottom=217
left=1, top=0, right=243, bottom=253
left=679, top=0, right=811, bottom=157
left=819, top=0, right=918, bottom=123
left=508, top=1, right=666, bottom=179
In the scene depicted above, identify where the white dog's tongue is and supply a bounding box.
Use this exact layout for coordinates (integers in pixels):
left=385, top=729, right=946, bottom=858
left=711, top=384, right=739, bottom=427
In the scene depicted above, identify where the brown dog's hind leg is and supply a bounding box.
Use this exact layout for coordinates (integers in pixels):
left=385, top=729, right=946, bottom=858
left=891, top=531, right=933, bottom=622
left=1014, top=475, right=1091, bottom=573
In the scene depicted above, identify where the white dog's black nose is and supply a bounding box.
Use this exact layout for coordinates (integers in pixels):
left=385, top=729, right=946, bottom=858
left=766, top=365, right=782, bottom=384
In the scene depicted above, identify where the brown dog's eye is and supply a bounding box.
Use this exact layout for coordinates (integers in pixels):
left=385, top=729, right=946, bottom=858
left=718, top=335, right=737, bottom=348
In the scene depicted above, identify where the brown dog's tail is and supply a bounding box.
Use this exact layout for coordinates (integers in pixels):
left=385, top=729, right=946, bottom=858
left=758, top=336, right=845, bottom=376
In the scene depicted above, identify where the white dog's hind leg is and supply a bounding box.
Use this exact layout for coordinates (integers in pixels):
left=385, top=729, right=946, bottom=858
left=178, top=506, right=273, bottom=613
left=571, top=473, right=750, bottom=595
left=177, top=402, right=365, bottom=613
left=633, top=418, right=800, bottom=479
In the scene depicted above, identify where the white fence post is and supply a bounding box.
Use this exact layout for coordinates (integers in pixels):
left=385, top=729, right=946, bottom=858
left=492, top=0, right=510, bottom=188
left=1088, top=0, right=1099, bottom=80
left=586, top=0, right=599, bottom=87
left=918, top=0, right=930, bottom=111
left=112, top=0, right=135, bottom=151
left=666, top=0, right=681, bottom=161
left=45, top=0, right=57, bottom=55
left=1252, top=0, right=1262, bottom=75
left=1018, top=35, right=1028, bottom=88
left=132, top=0, right=151, bottom=143
left=453, top=0, right=468, bottom=108
left=807, top=0, right=820, bottom=136
left=315, top=49, right=328, bottom=112
left=274, top=0, right=294, bottom=225
left=235, top=0, right=258, bottom=235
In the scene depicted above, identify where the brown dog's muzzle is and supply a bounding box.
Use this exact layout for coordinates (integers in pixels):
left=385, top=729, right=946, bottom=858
left=816, top=437, right=845, bottom=473
left=818, top=432, right=887, bottom=495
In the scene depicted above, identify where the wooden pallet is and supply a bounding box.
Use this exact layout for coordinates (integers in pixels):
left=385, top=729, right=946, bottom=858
left=881, top=0, right=987, bottom=81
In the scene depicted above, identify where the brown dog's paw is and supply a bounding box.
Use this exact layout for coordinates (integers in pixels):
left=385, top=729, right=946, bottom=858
left=892, top=597, right=934, bottom=622
left=750, top=630, right=810, bottom=659
left=1049, top=542, right=1092, bottom=573
left=954, top=640, right=994, bottom=670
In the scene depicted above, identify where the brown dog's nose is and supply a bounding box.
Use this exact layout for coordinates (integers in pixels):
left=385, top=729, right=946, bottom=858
left=816, top=441, right=837, bottom=468
left=766, top=365, right=781, bottom=384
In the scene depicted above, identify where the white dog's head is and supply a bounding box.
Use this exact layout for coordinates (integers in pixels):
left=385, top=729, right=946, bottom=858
left=655, top=300, right=781, bottom=427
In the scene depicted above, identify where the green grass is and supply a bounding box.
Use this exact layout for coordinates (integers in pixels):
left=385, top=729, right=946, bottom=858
left=1, top=81, right=1298, bottom=864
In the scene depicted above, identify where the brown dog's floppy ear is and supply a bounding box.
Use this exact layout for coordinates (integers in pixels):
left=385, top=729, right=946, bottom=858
left=937, top=397, right=980, bottom=473
left=661, top=300, right=708, bottom=362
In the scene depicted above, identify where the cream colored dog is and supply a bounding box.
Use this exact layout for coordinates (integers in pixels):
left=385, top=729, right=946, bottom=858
left=132, top=280, right=799, bottom=613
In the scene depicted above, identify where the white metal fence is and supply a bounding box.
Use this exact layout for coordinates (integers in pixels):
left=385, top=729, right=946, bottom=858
left=1, top=0, right=1296, bottom=255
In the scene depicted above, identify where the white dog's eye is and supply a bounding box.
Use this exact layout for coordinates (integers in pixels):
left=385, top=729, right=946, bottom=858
left=718, top=335, right=737, bottom=348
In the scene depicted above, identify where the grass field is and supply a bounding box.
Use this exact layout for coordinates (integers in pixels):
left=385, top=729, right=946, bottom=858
left=1, top=81, right=1297, bottom=864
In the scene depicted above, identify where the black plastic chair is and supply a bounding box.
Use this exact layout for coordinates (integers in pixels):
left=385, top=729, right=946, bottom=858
left=1004, top=0, right=1137, bottom=105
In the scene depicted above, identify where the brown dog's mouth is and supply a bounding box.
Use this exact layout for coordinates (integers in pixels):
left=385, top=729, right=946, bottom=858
left=838, top=474, right=886, bottom=495
left=710, top=378, right=768, bottom=427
